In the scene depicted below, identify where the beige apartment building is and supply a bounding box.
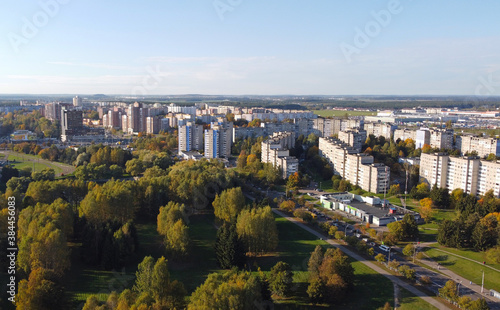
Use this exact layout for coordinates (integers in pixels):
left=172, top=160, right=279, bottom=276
left=420, top=152, right=500, bottom=197
left=313, top=118, right=362, bottom=137
left=319, top=137, right=390, bottom=193
left=429, top=128, right=454, bottom=150
left=261, top=132, right=298, bottom=179
left=457, top=135, right=500, bottom=158
left=364, top=122, right=397, bottom=140
left=394, top=128, right=416, bottom=142
left=338, top=129, right=367, bottom=152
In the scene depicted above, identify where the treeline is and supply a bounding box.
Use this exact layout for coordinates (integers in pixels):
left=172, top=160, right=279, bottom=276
left=438, top=189, right=500, bottom=253
left=0, top=110, right=60, bottom=138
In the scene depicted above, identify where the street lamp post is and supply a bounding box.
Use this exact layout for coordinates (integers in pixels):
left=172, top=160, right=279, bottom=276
left=457, top=281, right=463, bottom=296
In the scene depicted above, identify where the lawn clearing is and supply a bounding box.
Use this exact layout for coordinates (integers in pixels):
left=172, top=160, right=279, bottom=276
left=5, top=152, right=64, bottom=175
left=270, top=213, right=394, bottom=310
left=424, top=247, right=500, bottom=292
left=399, top=287, right=438, bottom=310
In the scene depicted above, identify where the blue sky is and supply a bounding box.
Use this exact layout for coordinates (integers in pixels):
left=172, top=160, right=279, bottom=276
left=1, top=0, right=500, bottom=95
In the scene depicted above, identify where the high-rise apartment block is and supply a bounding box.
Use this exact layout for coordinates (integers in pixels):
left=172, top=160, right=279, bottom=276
left=429, top=128, right=454, bottom=150
left=204, top=122, right=233, bottom=159
left=457, top=135, right=500, bottom=158
left=73, top=96, right=82, bottom=107
left=312, top=118, right=362, bottom=138
left=178, top=122, right=204, bottom=155
left=261, top=132, right=298, bottom=179
left=61, top=107, right=84, bottom=141
left=319, top=137, right=390, bottom=193
left=364, top=122, right=397, bottom=140
left=338, top=129, right=367, bottom=152
left=420, top=152, right=500, bottom=197
left=394, top=128, right=417, bottom=142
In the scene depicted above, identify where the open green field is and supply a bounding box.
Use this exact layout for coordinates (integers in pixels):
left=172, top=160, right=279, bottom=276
left=271, top=213, right=394, bottom=310
left=399, top=287, right=438, bottom=310
left=5, top=152, right=64, bottom=175
left=313, top=110, right=377, bottom=117
left=65, top=213, right=222, bottom=306
left=424, top=247, right=500, bottom=292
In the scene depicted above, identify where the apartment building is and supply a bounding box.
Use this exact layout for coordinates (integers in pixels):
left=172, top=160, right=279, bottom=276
left=204, top=122, right=233, bottom=159
left=313, top=118, right=362, bottom=138
left=457, top=135, right=500, bottom=157
left=416, top=129, right=431, bottom=149
left=261, top=132, right=298, bottom=179
left=394, top=128, right=416, bottom=143
left=338, top=129, right=367, bottom=152
left=178, top=122, right=204, bottom=155
left=364, top=122, right=397, bottom=140
left=429, top=128, right=454, bottom=150
left=420, top=152, right=500, bottom=197
left=319, top=137, right=390, bottom=193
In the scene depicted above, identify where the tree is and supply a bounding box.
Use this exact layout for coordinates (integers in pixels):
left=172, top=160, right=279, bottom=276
left=125, top=158, right=144, bottom=176
left=17, top=268, right=64, bottom=310
left=165, top=220, right=190, bottom=258
left=188, top=269, right=262, bottom=310
left=439, top=280, right=458, bottom=302
left=486, top=246, right=500, bottom=264
left=307, top=277, right=326, bottom=304
left=486, top=153, right=497, bottom=161
left=375, top=253, right=386, bottom=263
left=388, top=184, right=400, bottom=197
left=236, top=206, right=278, bottom=255
left=286, top=172, right=300, bottom=197
left=430, top=184, right=451, bottom=208
left=215, top=223, right=246, bottom=269
left=317, top=248, right=354, bottom=302
left=419, top=197, right=436, bottom=223
left=308, top=245, right=324, bottom=278
left=79, top=180, right=136, bottom=225
left=469, top=298, right=490, bottom=310
left=279, top=200, right=296, bottom=213
left=402, top=244, right=415, bottom=257
left=269, top=261, right=293, bottom=297
left=133, top=256, right=186, bottom=308
left=213, top=187, right=245, bottom=223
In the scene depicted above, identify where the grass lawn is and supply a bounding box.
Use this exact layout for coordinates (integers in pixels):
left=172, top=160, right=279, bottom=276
left=399, top=287, right=438, bottom=310
left=270, top=213, right=394, bottom=310
left=430, top=244, right=500, bottom=270
left=313, top=110, right=377, bottom=117
left=65, top=214, right=222, bottom=307
left=6, top=153, right=64, bottom=175
left=423, top=247, right=500, bottom=292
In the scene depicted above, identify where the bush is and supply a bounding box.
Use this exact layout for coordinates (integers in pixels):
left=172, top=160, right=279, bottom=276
left=375, top=253, right=386, bottom=263
left=420, top=275, right=432, bottom=286
left=334, top=231, right=345, bottom=240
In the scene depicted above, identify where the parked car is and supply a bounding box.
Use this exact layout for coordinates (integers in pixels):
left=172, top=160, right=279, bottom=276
left=379, top=245, right=390, bottom=252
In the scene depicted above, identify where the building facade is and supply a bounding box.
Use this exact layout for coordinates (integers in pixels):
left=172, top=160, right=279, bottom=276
left=457, top=135, right=500, bottom=158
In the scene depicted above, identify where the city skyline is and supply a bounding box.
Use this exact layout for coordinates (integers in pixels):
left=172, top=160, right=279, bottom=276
left=1, top=1, right=500, bottom=96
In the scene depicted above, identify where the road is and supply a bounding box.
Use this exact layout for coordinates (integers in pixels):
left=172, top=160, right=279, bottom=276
left=272, top=208, right=451, bottom=310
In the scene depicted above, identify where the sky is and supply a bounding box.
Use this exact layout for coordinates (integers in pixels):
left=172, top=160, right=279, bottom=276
left=1, top=0, right=500, bottom=96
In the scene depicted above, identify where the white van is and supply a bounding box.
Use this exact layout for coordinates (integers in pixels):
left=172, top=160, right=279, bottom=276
left=379, top=245, right=390, bottom=252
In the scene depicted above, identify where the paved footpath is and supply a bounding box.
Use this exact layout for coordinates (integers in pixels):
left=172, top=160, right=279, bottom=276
left=272, top=209, right=451, bottom=310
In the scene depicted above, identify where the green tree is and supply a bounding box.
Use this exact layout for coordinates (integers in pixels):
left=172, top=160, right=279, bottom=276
left=213, top=187, right=245, bottom=223
left=439, top=280, right=458, bottom=302
left=375, top=253, right=386, bottom=263
left=236, top=206, right=278, bottom=255
left=308, top=245, right=324, bottom=278
left=165, top=220, right=190, bottom=258
left=307, top=277, right=326, bottom=304
left=17, top=268, right=64, bottom=310
left=125, top=158, right=144, bottom=176
left=215, top=223, right=246, bottom=269
left=388, top=184, right=400, bottom=196
left=402, top=244, right=415, bottom=257
left=269, top=261, right=293, bottom=297
left=188, top=269, right=262, bottom=310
